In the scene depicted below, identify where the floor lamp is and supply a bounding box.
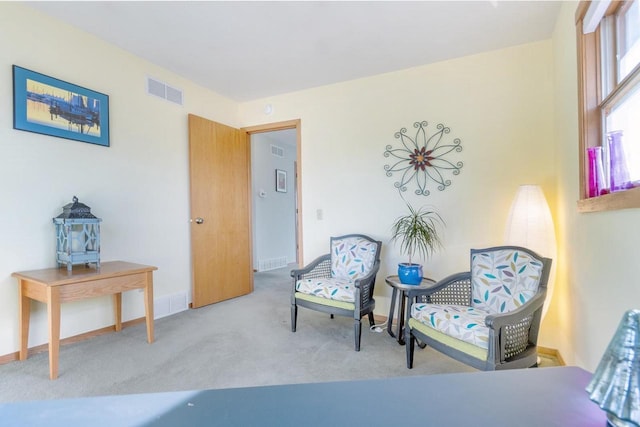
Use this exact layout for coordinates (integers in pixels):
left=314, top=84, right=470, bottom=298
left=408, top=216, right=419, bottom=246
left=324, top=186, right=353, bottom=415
left=503, top=185, right=557, bottom=320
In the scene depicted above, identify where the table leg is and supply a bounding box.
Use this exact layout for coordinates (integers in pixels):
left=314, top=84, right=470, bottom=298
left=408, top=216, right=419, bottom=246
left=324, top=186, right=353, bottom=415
left=113, top=293, right=122, bottom=332
left=397, top=291, right=406, bottom=345
left=47, top=287, right=61, bottom=380
left=144, top=271, right=155, bottom=343
left=387, top=287, right=398, bottom=338
left=18, top=280, right=30, bottom=361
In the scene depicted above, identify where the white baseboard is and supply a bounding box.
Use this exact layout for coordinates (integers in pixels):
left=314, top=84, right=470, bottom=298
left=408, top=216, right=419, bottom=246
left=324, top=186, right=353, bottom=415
left=258, top=256, right=288, bottom=272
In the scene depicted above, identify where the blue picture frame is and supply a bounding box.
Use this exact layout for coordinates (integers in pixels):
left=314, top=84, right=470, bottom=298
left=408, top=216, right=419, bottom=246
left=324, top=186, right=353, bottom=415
left=13, top=65, right=110, bottom=147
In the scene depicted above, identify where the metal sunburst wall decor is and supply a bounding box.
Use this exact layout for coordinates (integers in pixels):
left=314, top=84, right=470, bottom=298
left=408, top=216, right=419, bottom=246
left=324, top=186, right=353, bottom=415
left=384, top=120, right=463, bottom=196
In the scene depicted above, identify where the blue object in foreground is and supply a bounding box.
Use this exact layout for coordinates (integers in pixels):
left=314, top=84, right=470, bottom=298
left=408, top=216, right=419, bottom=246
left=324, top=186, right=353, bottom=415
left=0, top=367, right=604, bottom=427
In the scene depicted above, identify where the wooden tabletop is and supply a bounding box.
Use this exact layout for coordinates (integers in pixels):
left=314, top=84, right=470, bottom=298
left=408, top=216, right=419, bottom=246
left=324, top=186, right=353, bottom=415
left=12, top=261, right=157, bottom=287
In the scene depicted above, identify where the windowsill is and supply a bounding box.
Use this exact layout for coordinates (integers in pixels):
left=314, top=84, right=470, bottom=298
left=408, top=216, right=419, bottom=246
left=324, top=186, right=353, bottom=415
left=577, top=185, right=640, bottom=213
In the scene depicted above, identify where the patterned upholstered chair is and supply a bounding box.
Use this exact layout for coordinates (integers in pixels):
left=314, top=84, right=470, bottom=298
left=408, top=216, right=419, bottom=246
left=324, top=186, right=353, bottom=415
left=405, top=246, right=552, bottom=370
left=291, top=234, right=382, bottom=351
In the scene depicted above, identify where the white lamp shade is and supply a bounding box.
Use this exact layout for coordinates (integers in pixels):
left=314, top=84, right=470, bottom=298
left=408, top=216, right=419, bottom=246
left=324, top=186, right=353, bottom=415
left=504, top=185, right=557, bottom=319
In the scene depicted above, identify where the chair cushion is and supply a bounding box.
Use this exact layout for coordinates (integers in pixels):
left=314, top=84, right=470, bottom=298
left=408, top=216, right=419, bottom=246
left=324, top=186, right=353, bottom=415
left=330, top=236, right=378, bottom=280
left=471, top=249, right=544, bottom=314
left=296, top=277, right=355, bottom=303
left=411, top=303, right=491, bottom=349
left=295, top=292, right=355, bottom=311
left=408, top=318, right=488, bottom=361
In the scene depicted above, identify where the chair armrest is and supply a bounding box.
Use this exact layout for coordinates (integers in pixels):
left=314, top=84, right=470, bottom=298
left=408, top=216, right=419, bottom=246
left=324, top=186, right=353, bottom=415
left=291, top=254, right=331, bottom=280
left=484, top=289, right=547, bottom=365
left=405, top=271, right=471, bottom=301
left=485, top=290, right=547, bottom=330
left=352, top=260, right=381, bottom=308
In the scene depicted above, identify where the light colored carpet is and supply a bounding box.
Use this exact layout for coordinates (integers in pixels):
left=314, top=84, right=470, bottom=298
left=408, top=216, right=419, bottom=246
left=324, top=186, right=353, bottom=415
left=0, top=267, right=479, bottom=403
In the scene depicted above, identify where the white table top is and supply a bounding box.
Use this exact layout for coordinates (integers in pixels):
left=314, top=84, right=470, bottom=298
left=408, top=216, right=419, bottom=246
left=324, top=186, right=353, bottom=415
left=385, top=274, right=437, bottom=291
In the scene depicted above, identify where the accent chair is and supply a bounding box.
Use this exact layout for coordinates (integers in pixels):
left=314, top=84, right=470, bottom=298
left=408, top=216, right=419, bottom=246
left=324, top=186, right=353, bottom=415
left=405, top=246, right=552, bottom=370
left=291, top=234, right=382, bottom=351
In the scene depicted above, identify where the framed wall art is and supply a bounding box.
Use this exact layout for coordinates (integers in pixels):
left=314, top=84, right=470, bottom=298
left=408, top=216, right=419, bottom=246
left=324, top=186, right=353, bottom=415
left=276, top=169, right=287, bottom=193
left=384, top=120, right=463, bottom=196
left=12, top=65, right=110, bottom=147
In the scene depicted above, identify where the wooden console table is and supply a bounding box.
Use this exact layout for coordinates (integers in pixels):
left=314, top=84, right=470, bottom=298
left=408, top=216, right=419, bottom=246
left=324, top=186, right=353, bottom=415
left=12, top=261, right=157, bottom=379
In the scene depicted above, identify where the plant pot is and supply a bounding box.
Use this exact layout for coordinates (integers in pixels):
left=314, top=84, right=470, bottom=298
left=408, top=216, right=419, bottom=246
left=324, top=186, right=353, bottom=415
left=398, top=263, right=423, bottom=285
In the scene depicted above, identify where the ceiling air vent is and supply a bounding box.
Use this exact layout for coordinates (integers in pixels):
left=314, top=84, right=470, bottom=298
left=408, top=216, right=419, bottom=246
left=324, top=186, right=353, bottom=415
left=146, top=76, right=184, bottom=106
left=271, top=144, right=284, bottom=158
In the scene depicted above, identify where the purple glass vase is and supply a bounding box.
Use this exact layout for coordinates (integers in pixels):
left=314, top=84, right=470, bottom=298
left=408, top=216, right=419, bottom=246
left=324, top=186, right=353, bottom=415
left=608, top=131, right=631, bottom=192
left=587, top=146, right=607, bottom=197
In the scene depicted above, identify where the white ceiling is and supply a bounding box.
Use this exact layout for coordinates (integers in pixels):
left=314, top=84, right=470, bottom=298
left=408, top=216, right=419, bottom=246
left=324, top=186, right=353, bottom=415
left=27, top=1, right=562, bottom=102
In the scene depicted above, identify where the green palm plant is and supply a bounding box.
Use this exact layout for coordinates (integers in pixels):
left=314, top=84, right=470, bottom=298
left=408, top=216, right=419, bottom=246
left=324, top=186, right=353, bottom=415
left=390, top=203, right=444, bottom=265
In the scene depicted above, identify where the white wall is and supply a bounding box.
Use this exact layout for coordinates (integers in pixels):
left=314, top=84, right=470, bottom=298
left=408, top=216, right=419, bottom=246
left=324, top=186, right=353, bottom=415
left=251, top=130, right=297, bottom=270
left=551, top=2, right=640, bottom=370
left=0, top=3, right=238, bottom=356
left=239, top=40, right=556, bottom=339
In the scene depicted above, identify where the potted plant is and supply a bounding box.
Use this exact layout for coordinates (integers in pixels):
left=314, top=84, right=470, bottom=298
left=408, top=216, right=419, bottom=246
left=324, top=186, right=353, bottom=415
left=390, top=203, right=444, bottom=285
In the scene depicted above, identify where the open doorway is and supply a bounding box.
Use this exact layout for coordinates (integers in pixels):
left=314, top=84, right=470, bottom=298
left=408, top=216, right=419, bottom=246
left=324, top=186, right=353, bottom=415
left=245, top=120, right=301, bottom=272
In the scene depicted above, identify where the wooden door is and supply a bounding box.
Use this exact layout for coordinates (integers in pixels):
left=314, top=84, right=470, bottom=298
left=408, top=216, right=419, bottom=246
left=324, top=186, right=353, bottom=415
left=188, top=114, right=253, bottom=308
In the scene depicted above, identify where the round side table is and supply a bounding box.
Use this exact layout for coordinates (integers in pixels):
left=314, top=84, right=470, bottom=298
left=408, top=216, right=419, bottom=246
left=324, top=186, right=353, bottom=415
left=385, top=275, right=438, bottom=345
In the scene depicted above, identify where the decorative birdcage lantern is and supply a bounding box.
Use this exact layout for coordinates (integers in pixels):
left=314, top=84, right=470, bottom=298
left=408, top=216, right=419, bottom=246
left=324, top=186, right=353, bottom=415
left=53, top=196, right=101, bottom=271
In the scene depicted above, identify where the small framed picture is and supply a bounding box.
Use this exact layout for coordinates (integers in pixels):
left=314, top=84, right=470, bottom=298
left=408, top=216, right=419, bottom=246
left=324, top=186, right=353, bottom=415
left=276, top=169, right=287, bottom=193
left=12, top=65, right=110, bottom=147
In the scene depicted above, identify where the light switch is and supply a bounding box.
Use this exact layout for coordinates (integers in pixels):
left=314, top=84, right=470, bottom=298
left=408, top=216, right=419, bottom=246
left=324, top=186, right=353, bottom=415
left=316, top=209, right=323, bottom=220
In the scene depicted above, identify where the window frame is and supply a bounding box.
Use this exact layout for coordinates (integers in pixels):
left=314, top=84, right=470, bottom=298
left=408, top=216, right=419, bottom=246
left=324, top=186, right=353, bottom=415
left=576, top=0, right=640, bottom=212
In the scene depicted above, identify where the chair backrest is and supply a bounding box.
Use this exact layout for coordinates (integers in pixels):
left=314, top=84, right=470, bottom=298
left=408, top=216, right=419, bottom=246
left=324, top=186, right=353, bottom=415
left=330, top=234, right=381, bottom=281
left=470, top=246, right=548, bottom=314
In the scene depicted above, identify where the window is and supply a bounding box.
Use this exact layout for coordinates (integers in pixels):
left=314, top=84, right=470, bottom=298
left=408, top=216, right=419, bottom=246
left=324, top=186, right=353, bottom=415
left=576, top=0, right=640, bottom=212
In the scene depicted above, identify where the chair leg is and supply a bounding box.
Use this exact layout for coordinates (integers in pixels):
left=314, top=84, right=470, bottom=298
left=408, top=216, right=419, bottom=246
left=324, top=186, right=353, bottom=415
left=354, top=319, right=362, bottom=352
left=291, top=303, right=297, bottom=332
left=406, top=332, right=415, bottom=369
left=367, top=312, right=375, bottom=327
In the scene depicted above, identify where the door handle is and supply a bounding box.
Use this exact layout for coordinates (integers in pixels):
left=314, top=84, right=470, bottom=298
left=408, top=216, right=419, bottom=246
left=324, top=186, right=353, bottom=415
left=194, top=217, right=204, bottom=224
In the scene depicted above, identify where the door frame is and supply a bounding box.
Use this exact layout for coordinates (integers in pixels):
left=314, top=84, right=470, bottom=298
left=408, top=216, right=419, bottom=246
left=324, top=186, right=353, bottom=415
left=243, top=119, right=303, bottom=266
